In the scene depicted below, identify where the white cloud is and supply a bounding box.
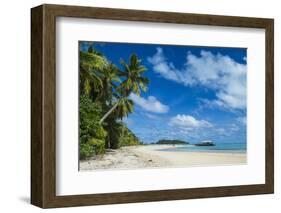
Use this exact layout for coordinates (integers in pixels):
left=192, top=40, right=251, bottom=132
left=143, top=113, right=160, bottom=120
left=147, top=48, right=247, bottom=110
left=147, top=47, right=181, bottom=82
left=169, top=114, right=213, bottom=129
left=129, top=93, right=169, bottom=114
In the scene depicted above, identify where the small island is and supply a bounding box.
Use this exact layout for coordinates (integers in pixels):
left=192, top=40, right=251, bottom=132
left=155, top=139, right=189, bottom=145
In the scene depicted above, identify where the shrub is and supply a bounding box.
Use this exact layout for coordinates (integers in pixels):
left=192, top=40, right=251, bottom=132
left=95, top=126, right=107, bottom=140
left=117, top=123, right=141, bottom=148
left=89, top=138, right=105, bottom=155
left=80, top=143, right=94, bottom=160
left=79, top=94, right=107, bottom=159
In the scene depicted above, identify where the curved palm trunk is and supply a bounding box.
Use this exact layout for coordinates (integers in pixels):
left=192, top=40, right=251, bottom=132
left=107, top=125, right=112, bottom=149
left=99, top=101, right=119, bottom=124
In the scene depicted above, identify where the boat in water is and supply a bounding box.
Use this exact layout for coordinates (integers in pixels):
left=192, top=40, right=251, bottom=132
left=195, top=140, right=215, bottom=146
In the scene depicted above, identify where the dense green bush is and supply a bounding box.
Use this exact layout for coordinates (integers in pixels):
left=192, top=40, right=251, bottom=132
left=79, top=94, right=107, bottom=159
left=118, top=123, right=141, bottom=148
left=89, top=138, right=105, bottom=155
left=79, top=94, right=140, bottom=159
left=80, top=143, right=94, bottom=159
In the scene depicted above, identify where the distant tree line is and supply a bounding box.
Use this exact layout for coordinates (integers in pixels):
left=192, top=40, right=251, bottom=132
left=154, top=139, right=189, bottom=145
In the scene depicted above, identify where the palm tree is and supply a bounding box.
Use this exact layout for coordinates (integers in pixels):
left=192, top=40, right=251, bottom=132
left=98, top=63, right=120, bottom=102
left=99, top=54, right=149, bottom=124
left=79, top=46, right=108, bottom=96
left=100, top=95, right=134, bottom=124
left=119, top=54, right=149, bottom=96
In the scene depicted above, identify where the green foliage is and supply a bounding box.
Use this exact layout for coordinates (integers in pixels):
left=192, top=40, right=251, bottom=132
left=79, top=94, right=107, bottom=159
left=119, top=54, right=149, bottom=97
left=115, top=98, right=134, bottom=119
left=89, top=138, right=105, bottom=155
left=155, top=139, right=189, bottom=145
left=79, top=51, right=108, bottom=72
left=79, top=43, right=149, bottom=155
left=80, top=143, right=94, bottom=160
left=79, top=50, right=108, bottom=98
left=118, top=123, right=141, bottom=148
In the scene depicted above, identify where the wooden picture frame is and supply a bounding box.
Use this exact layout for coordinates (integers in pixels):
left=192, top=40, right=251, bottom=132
left=31, top=4, right=274, bottom=208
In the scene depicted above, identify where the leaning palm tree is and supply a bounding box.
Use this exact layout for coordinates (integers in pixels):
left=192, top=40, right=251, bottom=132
left=101, top=94, right=134, bottom=124
left=115, top=97, right=134, bottom=119
left=99, top=96, right=132, bottom=124
left=103, top=96, right=134, bottom=149
left=99, top=54, right=149, bottom=124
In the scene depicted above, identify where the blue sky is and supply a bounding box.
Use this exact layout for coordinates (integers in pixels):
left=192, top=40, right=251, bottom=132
left=82, top=41, right=247, bottom=144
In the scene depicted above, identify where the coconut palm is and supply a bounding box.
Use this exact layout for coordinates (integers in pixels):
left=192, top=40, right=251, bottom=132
left=79, top=46, right=108, bottom=95
left=119, top=54, right=149, bottom=96
left=99, top=54, right=149, bottom=124
left=98, top=63, right=120, bottom=102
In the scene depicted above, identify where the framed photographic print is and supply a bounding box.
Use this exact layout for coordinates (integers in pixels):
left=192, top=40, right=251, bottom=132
left=31, top=4, right=274, bottom=208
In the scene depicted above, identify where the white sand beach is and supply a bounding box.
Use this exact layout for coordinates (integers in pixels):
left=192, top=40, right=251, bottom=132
left=80, top=145, right=247, bottom=171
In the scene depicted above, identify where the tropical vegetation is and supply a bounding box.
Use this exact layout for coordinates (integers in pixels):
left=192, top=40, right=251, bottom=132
left=79, top=42, right=149, bottom=159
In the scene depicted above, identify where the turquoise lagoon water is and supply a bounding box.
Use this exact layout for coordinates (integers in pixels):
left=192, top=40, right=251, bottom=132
left=156, top=143, right=246, bottom=153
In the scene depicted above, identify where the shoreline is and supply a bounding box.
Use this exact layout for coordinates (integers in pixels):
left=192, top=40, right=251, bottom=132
left=80, top=145, right=247, bottom=171
left=156, top=147, right=247, bottom=154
